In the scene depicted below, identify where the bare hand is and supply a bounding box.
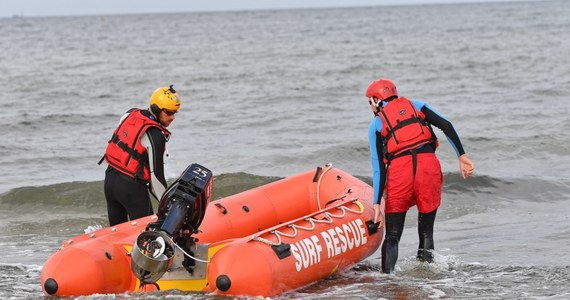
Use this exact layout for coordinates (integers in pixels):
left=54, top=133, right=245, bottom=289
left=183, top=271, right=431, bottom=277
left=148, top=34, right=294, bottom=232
left=459, top=154, right=475, bottom=179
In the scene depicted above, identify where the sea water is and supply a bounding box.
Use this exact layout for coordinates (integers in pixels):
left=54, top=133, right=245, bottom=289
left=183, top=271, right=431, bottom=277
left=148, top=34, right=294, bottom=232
left=1, top=1, right=569, bottom=299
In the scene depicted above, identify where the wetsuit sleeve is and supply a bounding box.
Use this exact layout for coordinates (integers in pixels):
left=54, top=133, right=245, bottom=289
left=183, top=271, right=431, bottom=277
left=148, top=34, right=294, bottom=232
left=413, top=100, right=466, bottom=157
left=141, top=127, right=168, bottom=199
left=368, top=117, right=387, bottom=205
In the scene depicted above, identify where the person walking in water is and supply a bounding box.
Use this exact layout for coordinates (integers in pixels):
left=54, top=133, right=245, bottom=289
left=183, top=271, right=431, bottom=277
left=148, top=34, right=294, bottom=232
left=100, top=85, right=181, bottom=226
left=365, top=79, right=474, bottom=273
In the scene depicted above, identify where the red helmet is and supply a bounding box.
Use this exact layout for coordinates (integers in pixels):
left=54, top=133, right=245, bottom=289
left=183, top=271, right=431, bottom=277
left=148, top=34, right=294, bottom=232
left=366, top=79, right=398, bottom=101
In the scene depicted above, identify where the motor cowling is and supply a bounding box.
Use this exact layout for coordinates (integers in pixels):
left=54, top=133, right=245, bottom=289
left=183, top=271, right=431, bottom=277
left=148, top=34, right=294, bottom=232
left=157, top=163, right=213, bottom=236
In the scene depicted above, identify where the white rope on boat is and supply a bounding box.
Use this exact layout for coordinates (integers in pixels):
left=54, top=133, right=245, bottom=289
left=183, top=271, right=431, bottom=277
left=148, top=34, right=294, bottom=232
left=275, top=227, right=298, bottom=238
left=310, top=214, right=334, bottom=224
left=171, top=237, right=210, bottom=263
left=325, top=207, right=348, bottom=218
left=254, top=235, right=283, bottom=246
left=291, top=218, right=317, bottom=231
left=339, top=203, right=364, bottom=214
left=252, top=199, right=364, bottom=247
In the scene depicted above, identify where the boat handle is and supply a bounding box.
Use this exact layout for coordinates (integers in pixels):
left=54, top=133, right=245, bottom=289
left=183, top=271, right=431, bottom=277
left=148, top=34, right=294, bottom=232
left=215, top=203, right=227, bottom=215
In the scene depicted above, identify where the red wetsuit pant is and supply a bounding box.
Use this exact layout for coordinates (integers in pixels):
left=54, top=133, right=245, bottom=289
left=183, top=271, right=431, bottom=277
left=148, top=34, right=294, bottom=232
left=384, top=153, right=443, bottom=213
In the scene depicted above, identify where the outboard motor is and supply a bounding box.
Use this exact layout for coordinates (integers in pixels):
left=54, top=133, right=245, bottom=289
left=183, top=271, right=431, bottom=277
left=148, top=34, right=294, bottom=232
left=131, top=163, right=213, bottom=284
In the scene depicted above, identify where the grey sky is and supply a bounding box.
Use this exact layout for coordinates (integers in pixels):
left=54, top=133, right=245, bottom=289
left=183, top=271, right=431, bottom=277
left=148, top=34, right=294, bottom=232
left=1, top=0, right=535, bottom=18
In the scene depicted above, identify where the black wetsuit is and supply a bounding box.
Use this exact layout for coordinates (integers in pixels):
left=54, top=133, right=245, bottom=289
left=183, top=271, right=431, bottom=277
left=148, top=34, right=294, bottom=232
left=104, top=110, right=168, bottom=226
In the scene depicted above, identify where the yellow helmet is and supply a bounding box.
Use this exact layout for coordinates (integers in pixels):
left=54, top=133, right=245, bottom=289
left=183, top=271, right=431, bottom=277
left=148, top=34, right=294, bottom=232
left=149, top=85, right=181, bottom=113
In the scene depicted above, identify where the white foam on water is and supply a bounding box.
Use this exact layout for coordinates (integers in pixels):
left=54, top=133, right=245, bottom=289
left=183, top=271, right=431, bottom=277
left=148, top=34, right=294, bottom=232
left=84, top=224, right=104, bottom=234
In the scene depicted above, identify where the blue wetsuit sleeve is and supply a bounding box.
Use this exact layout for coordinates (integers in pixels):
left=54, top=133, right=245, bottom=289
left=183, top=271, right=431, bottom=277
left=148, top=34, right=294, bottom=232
left=368, top=117, right=386, bottom=205
left=412, top=99, right=466, bottom=156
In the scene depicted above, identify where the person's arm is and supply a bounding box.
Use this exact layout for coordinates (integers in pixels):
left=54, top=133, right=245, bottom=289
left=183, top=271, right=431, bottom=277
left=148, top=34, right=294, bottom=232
left=418, top=102, right=465, bottom=156
left=141, top=127, right=168, bottom=199
left=414, top=100, right=474, bottom=179
left=369, top=117, right=387, bottom=224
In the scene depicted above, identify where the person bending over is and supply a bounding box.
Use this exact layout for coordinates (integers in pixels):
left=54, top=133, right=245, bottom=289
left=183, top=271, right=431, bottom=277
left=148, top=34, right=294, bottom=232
left=365, top=79, right=474, bottom=273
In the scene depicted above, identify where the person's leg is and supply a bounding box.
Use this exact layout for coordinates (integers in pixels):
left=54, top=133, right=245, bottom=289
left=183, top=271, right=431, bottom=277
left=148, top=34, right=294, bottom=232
left=383, top=157, right=415, bottom=273
left=104, top=170, right=128, bottom=226
left=381, top=212, right=406, bottom=273
left=414, top=153, right=442, bottom=263
left=417, top=209, right=437, bottom=262
left=118, top=179, right=153, bottom=221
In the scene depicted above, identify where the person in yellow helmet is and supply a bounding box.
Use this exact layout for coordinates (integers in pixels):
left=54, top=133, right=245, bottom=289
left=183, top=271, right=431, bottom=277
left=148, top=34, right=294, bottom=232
left=100, top=85, right=181, bottom=226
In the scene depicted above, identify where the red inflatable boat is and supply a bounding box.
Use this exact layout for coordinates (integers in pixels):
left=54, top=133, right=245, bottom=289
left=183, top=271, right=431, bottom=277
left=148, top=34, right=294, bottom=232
left=41, top=164, right=384, bottom=297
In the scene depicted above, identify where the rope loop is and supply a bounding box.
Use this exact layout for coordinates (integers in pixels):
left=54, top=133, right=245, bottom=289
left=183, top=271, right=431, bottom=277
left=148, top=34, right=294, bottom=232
left=252, top=199, right=364, bottom=246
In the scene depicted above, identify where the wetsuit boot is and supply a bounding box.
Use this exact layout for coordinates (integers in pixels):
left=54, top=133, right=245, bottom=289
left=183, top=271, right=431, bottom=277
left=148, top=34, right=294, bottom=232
left=417, top=232, right=434, bottom=263
left=417, top=209, right=437, bottom=263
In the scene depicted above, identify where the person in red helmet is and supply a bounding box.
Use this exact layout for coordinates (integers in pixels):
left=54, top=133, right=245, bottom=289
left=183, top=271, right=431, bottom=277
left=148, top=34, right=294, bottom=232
left=99, top=85, right=181, bottom=226
left=365, top=79, right=474, bottom=273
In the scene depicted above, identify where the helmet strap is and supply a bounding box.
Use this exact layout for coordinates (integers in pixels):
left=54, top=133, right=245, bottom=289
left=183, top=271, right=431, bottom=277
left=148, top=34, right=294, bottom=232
left=369, top=98, right=380, bottom=115
left=369, top=97, right=382, bottom=108
left=150, top=104, right=161, bottom=117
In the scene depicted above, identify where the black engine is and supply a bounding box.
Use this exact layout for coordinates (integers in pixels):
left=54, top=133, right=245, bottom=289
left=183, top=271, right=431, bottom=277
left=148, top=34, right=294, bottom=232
left=155, top=163, right=213, bottom=236
left=131, top=163, right=213, bottom=284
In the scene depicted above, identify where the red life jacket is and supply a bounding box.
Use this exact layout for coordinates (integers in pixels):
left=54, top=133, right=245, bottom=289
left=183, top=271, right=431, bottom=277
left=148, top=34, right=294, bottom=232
left=103, top=109, right=170, bottom=182
left=376, top=97, right=438, bottom=162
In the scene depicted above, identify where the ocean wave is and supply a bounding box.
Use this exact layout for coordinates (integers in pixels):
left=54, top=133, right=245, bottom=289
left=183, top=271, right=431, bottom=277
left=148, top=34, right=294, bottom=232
left=0, top=181, right=105, bottom=211
left=0, top=172, right=282, bottom=211
left=2, top=172, right=566, bottom=213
